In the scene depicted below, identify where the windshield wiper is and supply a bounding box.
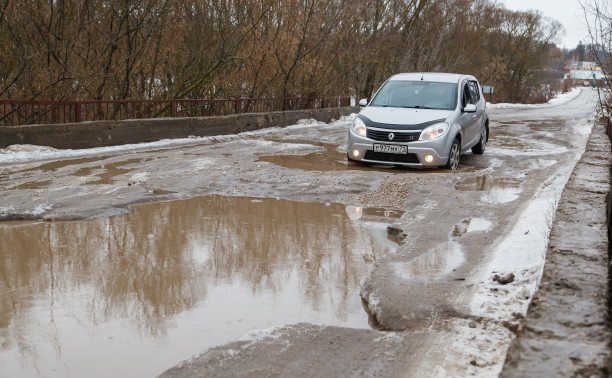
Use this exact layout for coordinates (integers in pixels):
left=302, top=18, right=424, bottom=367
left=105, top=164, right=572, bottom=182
left=392, top=105, right=427, bottom=109
left=403, top=105, right=434, bottom=109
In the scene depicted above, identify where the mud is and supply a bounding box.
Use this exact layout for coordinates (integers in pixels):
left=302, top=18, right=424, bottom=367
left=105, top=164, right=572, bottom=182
left=0, top=195, right=400, bottom=378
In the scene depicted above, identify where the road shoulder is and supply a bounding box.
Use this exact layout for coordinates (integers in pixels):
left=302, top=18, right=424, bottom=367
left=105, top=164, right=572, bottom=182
left=501, top=123, right=612, bottom=377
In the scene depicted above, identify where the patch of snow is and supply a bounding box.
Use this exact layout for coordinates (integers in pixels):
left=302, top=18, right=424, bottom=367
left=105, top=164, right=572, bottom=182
left=466, top=218, right=492, bottom=233
left=0, top=206, right=15, bottom=216
left=548, top=87, right=582, bottom=105
left=28, top=204, right=52, bottom=215
left=296, top=118, right=320, bottom=125
left=238, top=139, right=322, bottom=155
left=129, top=172, right=148, bottom=182
left=488, top=87, right=581, bottom=109
left=361, top=292, right=382, bottom=322
left=236, top=326, right=287, bottom=347
left=431, top=318, right=514, bottom=378
left=191, top=158, right=215, bottom=171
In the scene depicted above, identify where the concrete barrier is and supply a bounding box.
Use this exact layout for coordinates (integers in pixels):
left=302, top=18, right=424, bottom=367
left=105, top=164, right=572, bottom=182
left=0, top=107, right=358, bottom=149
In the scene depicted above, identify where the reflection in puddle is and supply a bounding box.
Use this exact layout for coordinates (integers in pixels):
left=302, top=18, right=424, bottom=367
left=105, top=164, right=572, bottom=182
left=146, top=188, right=177, bottom=196
left=394, top=242, right=465, bottom=280
left=0, top=196, right=400, bottom=378
left=455, top=176, right=522, bottom=203
left=345, top=205, right=403, bottom=221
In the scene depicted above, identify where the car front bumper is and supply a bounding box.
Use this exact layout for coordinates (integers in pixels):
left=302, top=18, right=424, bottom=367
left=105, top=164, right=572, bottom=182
left=347, top=132, right=450, bottom=167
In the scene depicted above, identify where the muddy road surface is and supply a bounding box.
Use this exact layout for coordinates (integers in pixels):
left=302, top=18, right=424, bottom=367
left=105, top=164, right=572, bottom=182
left=0, top=88, right=598, bottom=377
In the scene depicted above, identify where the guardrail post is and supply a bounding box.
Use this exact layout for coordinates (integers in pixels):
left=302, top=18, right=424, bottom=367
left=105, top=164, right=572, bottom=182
left=235, top=99, right=241, bottom=114
left=171, top=100, right=176, bottom=117
left=74, top=102, right=82, bottom=123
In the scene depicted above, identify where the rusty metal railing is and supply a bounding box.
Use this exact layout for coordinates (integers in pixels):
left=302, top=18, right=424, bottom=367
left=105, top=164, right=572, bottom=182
left=0, top=96, right=351, bottom=126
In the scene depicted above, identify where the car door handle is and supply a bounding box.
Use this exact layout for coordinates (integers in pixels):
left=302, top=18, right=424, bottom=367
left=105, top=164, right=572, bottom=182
left=472, top=115, right=477, bottom=120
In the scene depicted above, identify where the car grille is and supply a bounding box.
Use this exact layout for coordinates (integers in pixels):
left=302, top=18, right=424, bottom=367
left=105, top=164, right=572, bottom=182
left=367, top=129, right=420, bottom=142
left=363, top=151, right=420, bottom=164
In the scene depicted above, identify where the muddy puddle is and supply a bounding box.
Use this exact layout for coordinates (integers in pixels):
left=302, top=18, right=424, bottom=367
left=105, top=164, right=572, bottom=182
left=0, top=195, right=400, bottom=378
left=455, top=175, right=522, bottom=203
left=257, top=140, right=389, bottom=172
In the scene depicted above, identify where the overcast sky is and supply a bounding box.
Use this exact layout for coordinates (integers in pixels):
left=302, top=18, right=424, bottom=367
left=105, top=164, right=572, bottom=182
left=498, top=0, right=588, bottom=49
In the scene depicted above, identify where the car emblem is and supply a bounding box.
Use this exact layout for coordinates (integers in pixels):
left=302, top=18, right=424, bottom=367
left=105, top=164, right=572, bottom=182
left=388, top=133, right=395, bottom=141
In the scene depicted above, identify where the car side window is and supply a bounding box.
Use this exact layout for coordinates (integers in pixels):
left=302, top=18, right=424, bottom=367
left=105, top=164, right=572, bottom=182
left=462, top=82, right=471, bottom=108
left=468, top=81, right=480, bottom=104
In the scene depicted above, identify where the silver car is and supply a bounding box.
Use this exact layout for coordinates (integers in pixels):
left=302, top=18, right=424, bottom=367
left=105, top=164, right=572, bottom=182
left=347, top=72, right=489, bottom=170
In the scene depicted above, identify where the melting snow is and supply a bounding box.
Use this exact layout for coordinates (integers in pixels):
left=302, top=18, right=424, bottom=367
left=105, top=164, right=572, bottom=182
left=487, top=87, right=581, bottom=109
left=466, top=218, right=492, bottom=233
left=470, top=120, right=593, bottom=320
left=0, top=116, right=354, bottom=167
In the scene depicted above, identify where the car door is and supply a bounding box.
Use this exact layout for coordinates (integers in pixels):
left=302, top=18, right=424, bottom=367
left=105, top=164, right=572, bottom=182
left=459, top=81, right=478, bottom=149
left=467, top=80, right=485, bottom=145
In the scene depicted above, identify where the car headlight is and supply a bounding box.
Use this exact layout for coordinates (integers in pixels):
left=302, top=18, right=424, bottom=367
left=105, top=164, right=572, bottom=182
left=351, top=117, right=367, bottom=137
left=419, top=122, right=449, bottom=140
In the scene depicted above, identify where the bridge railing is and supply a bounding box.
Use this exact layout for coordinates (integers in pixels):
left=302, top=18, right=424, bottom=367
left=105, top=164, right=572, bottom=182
left=0, top=96, right=351, bottom=126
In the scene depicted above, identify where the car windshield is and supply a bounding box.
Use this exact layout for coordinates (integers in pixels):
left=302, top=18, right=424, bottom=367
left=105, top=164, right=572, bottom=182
left=370, top=81, right=458, bottom=110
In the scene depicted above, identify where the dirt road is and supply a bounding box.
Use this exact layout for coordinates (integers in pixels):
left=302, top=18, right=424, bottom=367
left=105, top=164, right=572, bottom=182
left=0, top=88, right=599, bottom=377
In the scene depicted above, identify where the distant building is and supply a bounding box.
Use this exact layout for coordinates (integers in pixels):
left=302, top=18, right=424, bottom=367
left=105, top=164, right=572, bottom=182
left=564, top=61, right=606, bottom=87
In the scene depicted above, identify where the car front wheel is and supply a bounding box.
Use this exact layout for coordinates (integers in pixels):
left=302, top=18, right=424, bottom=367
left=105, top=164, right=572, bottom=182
left=445, top=138, right=461, bottom=170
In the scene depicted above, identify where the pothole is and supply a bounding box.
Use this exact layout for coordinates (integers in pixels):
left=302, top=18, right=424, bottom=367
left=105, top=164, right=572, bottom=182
left=257, top=140, right=384, bottom=172
left=0, top=195, right=402, bottom=378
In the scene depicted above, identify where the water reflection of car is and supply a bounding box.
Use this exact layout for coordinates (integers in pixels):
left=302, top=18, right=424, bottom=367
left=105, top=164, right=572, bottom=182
left=347, top=72, right=489, bottom=170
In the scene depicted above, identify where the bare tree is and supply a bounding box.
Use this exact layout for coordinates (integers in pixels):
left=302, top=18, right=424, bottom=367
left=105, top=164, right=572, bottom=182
left=581, top=0, right=612, bottom=114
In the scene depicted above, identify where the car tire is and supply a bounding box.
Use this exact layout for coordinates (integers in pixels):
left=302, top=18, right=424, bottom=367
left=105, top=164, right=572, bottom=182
left=445, top=138, right=461, bottom=170
left=471, top=126, right=487, bottom=155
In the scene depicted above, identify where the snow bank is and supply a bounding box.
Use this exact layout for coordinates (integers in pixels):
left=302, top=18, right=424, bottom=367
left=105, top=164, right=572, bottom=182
left=0, top=116, right=354, bottom=167
left=470, top=119, right=593, bottom=320
left=487, top=87, right=581, bottom=109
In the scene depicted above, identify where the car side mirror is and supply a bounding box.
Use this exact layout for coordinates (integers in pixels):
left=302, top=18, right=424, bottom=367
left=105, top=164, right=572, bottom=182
left=464, top=104, right=477, bottom=113
left=359, top=98, right=368, bottom=107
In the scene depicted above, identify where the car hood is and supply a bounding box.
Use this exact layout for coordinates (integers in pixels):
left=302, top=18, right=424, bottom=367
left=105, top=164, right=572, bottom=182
left=359, top=106, right=453, bottom=130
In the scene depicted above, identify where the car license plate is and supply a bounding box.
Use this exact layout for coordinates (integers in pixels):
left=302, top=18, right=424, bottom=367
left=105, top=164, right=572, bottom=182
left=373, top=144, right=407, bottom=154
